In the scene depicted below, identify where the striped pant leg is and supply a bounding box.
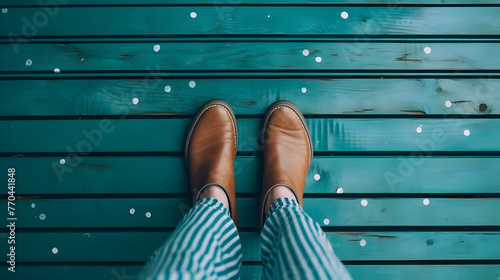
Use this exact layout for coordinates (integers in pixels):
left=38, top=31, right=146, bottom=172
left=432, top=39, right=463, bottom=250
left=139, top=197, right=242, bottom=280
left=261, top=198, right=352, bottom=280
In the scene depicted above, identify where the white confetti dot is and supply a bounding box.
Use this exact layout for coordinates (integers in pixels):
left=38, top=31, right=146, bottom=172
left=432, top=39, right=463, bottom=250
left=164, top=85, right=171, bottom=93
left=301, top=87, right=307, bottom=93
left=341, top=11, right=349, bottom=19
left=416, top=126, right=422, bottom=133
left=360, top=239, right=367, bottom=246
left=190, top=12, right=197, bottom=18
left=31, top=203, right=36, bottom=208
left=323, top=218, right=330, bottom=225
left=361, top=199, right=368, bottom=207
left=302, top=49, right=310, bottom=56
left=39, top=213, right=46, bottom=220
left=464, top=129, right=470, bottom=136
left=129, top=208, right=135, bottom=215
left=189, top=81, right=196, bottom=88
left=424, top=47, right=432, bottom=54
left=145, top=212, right=152, bottom=218
left=267, top=15, right=270, bottom=18
left=25, top=59, right=32, bottom=66
left=132, top=97, right=139, bottom=105
left=153, top=44, right=160, bottom=52
left=423, top=198, right=430, bottom=205
left=445, top=100, right=452, bottom=107
left=336, top=187, right=344, bottom=194
left=83, top=233, right=91, bottom=238
left=59, top=158, right=66, bottom=165
left=2, top=8, right=8, bottom=13
left=314, top=174, right=321, bottom=181
left=52, top=247, right=59, bottom=254
left=54, top=68, right=61, bottom=73
left=315, top=57, right=322, bottom=63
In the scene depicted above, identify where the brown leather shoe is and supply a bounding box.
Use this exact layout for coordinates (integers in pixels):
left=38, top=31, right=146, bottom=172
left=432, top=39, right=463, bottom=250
left=260, top=101, right=313, bottom=227
left=185, top=100, right=238, bottom=225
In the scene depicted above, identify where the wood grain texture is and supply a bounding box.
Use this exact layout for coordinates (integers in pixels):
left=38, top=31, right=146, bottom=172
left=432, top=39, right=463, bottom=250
left=1, top=0, right=499, bottom=278
left=1, top=118, right=499, bottom=153
left=2, top=7, right=500, bottom=37
left=2, top=42, right=500, bottom=74
left=3, top=197, right=500, bottom=228
left=2, top=156, right=500, bottom=194
left=0, top=78, right=497, bottom=116
left=1, top=231, right=500, bottom=262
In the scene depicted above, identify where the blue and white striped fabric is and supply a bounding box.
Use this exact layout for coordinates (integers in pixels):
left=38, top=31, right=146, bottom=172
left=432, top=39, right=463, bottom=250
left=139, top=198, right=242, bottom=280
left=139, top=197, right=352, bottom=280
left=261, top=198, right=352, bottom=280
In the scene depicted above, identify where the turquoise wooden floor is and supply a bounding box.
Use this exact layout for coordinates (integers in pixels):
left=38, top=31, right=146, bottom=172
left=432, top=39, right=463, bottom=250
left=1, top=0, right=500, bottom=279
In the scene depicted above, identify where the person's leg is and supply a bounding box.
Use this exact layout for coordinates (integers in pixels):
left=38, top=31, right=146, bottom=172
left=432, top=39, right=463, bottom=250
left=139, top=196, right=241, bottom=280
left=259, top=101, right=352, bottom=280
left=140, top=100, right=241, bottom=279
left=261, top=189, right=352, bottom=280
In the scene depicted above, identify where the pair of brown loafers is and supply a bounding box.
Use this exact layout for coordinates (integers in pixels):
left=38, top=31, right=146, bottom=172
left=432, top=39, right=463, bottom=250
left=185, top=100, right=312, bottom=227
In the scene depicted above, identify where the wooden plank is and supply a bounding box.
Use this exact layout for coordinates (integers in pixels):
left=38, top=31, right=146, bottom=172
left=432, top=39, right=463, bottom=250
left=1, top=118, right=499, bottom=153
left=4, top=0, right=500, bottom=6
left=1, top=264, right=499, bottom=280
left=3, top=198, right=500, bottom=228
left=2, top=7, right=500, bottom=37
left=307, top=198, right=500, bottom=227
left=2, top=156, right=500, bottom=195
left=0, top=71, right=498, bottom=79
left=347, top=265, right=500, bottom=280
left=1, top=231, right=500, bottom=262
left=2, top=42, right=500, bottom=74
left=0, top=265, right=146, bottom=280
left=0, top=78, right=497, bottom=116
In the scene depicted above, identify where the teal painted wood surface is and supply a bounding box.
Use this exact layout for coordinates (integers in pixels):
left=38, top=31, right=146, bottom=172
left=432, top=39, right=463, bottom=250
left=5, top=0, right=500, bottom=5
left=2, top=231, right=499, bottom=262
left=2, top=156, right=500, bottom=194
left=1, top=0, right=499, bottom=278
left=2, top=7, right=500, bottom=36
left=342, top=265, right=500, bottom=280
left=2, top=42, right=500, bottom=73
left=1, top=118, right=499, bottom=153
left=1, top=265, right=500, bottom=280
left=3, top=198, right=500, bottom=228
left=0, top=266, right=147, bottom=280
left=0, top=78, right=497, bottom=116
left=1, top=71, right=497, bottom=79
